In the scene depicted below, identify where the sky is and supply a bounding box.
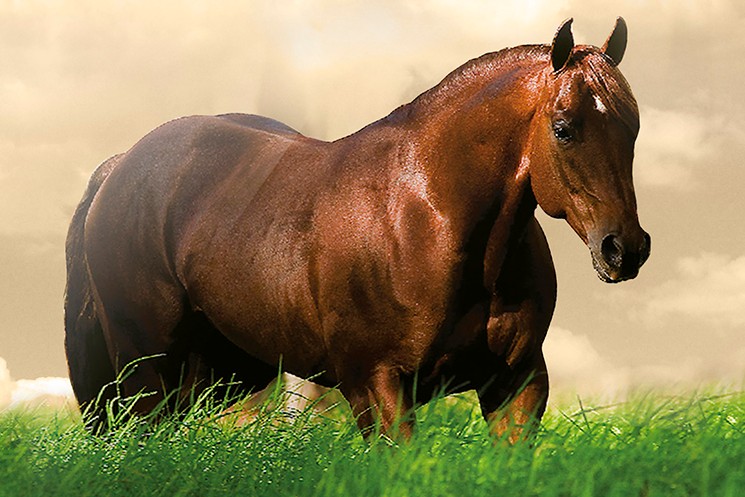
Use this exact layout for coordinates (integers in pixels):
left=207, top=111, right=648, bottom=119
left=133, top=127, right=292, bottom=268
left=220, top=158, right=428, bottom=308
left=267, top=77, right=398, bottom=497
left=1, top=0, right=744, bottom=405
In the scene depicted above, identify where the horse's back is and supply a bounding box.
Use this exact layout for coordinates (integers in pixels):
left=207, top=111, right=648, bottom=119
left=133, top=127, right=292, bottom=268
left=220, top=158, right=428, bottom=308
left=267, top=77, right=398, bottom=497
left=89, top=113, right=305, bottom=224
left=216, top=113, right=303, bottom=136
left=82, top=114, right=308, bottom=304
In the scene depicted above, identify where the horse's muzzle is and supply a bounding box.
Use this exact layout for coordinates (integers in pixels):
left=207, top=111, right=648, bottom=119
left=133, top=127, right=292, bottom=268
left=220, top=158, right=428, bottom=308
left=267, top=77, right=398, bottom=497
left=592, top=230, right=651, bottom=283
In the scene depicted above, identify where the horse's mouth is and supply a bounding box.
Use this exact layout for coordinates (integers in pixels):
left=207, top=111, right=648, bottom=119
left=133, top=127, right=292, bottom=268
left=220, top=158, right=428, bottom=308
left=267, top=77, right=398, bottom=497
left=591, top=253, right=639, bottom=283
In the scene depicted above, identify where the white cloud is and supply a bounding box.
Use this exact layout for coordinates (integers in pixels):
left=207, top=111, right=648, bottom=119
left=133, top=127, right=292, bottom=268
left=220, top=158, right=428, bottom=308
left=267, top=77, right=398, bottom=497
left=542, top=326, right=740, bottom=400
left=543, top=326, right=631, bottom=399
left=0, top=356, right=74, bottom=410
left=0, top=358, right=12, bottom=408
left=10, top=377, right=74, bottom=408
left=642, top=252, right=745, bottom=327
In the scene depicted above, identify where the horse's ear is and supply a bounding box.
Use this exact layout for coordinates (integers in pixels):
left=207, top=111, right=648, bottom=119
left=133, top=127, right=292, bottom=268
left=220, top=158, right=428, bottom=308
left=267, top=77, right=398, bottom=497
left=602, top=17, right=628, bottom=65
left=551, top=18, right=574, bottom=72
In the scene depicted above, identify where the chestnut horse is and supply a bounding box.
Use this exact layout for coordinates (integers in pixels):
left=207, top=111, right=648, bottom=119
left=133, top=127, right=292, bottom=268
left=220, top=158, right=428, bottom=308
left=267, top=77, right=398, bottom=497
left=65, top=18, right=649, bottom=440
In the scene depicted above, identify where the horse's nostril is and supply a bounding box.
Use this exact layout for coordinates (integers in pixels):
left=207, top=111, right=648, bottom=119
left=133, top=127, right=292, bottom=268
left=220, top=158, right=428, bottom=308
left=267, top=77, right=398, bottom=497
left=601, top=233, right=623, bottom=268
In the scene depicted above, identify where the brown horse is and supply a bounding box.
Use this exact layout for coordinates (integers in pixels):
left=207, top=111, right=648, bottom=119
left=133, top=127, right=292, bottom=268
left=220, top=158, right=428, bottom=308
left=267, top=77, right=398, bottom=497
left=65, top=18, right=649, bottom=441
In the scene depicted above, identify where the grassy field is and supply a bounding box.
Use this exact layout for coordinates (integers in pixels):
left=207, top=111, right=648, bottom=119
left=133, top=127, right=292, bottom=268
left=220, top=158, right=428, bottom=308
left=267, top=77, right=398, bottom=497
left=0, top=385, right=743, bottom=497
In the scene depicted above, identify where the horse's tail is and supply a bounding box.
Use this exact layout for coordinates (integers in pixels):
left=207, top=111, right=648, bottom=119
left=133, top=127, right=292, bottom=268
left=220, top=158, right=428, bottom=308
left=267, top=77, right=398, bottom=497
left=64, top=155, right=120, bottom=432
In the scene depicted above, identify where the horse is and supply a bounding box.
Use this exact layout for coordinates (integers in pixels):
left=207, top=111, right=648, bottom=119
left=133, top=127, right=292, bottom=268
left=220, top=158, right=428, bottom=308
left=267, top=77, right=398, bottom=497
left=65, top=17, right=650, bottom=441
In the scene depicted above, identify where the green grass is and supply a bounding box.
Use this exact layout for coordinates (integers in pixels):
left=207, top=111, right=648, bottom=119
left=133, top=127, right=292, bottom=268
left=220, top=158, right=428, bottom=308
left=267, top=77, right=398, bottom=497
left=0, top=386, right=743, bottom=497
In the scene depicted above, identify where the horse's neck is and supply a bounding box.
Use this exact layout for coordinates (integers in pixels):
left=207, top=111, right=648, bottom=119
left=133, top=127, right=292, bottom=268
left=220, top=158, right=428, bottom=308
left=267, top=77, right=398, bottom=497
left=367, top=60, right=544, bottom=289
left=339, top=51, right=544, bottom=252
left=403, top=80, right=540, bottom=236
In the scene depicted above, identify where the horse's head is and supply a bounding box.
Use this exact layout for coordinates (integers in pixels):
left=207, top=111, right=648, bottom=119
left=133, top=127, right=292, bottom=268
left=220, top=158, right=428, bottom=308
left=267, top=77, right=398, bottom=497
left=526, top=18, right=650, bottom=283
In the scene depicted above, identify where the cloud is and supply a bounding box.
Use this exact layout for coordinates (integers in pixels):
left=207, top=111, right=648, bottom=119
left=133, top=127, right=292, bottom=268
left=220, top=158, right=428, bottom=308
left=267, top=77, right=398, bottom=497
left=634, top=106, right=717, bottom=190
left=0, top=0, right=579, bottom=237
left=251, top=0, right=572, bottom=139
left=542, top=326, right=740, bottom=400
left=0, top=140, right=99, bottom=236
left=10, top=377, right=74, bottom=409
left=2, top=0, right=745, bottom=387
left=0, top=356, right=74, bottom=410
left=0, top=1, right=268, bottom=236
left=10, top=0, right=720, bottom=237
left=0, top=358, right=12, bottom=407
left=641, top=252, right=745, bottom=327
left=543, top=326, right=630, bottom=399
left=1, top=0, right=741, bottom=235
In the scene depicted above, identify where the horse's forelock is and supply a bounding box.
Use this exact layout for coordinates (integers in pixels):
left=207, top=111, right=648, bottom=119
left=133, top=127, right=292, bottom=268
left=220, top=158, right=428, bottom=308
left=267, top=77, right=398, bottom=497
left=577, top=50, right=639, bottom=135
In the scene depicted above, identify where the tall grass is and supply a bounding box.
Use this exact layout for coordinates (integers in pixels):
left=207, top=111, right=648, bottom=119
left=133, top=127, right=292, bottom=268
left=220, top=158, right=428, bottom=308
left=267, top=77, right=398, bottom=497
left=0, top=384, right=743, bottom=497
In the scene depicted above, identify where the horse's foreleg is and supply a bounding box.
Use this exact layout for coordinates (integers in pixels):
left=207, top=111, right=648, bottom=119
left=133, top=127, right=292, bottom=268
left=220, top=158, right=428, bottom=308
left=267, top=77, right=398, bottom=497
left=343, top=367, right=415, bottom=441
left=477, top=352, right=549, bottom=444
left=478, top=216, right=555, bottom=444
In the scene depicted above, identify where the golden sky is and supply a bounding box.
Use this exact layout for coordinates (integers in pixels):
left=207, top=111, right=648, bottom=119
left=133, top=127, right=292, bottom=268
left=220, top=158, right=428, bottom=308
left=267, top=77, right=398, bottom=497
left=1, top=0, right=744, bottom=398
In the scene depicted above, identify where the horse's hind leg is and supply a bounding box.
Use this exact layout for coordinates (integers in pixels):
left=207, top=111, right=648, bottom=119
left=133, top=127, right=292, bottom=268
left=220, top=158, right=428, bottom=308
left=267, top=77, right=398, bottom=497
left=90, top=279, right=190, bottom=418
left=96, top=286, right=279, bottom=422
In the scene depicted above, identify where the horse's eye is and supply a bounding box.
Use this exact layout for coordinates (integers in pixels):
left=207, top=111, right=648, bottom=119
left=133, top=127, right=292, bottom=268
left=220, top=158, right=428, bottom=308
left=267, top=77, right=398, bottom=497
left=552, top=121, right=573, bottom=144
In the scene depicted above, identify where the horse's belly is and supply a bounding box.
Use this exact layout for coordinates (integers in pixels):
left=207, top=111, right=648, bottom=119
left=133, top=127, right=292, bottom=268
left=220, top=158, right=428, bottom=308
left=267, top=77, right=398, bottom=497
left=213, top=312, right=327, bottom=379
left=181, top=244, right=327, bottom=379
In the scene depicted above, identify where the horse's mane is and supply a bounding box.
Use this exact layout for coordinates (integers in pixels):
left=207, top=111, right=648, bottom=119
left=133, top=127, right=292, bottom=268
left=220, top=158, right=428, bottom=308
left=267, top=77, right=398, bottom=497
left=403, top=44, right=549, bottom=115
left=432, top=44, right=549, bottom=94
left=385, top=43, right=638, bottom=134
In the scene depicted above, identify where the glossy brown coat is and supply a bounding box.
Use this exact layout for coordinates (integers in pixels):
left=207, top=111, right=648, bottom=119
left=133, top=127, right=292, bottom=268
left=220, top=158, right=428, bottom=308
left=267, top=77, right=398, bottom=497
left=65, top=18, right=649, bottom=440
